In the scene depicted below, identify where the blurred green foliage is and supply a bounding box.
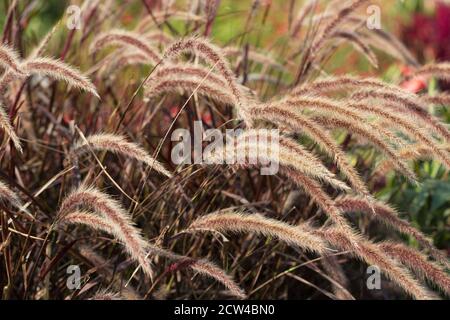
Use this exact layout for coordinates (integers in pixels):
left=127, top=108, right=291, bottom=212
left=0, top=0, right=66, bottom=38
left=378, top=158, right=450, bottom=250
left=378, top=0, right=450, bottom=251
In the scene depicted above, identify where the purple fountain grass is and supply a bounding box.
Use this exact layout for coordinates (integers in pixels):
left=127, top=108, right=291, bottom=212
left=380, top=242, right=450, bottom=297
left=90, top=30, right=162, bottom=65
left=335, top=195, right=449, bottom=267
left=71, top=133, right=172, bottom=177
left=186, top=211, right=329, bottom=254
left=22, top=57, right=99, bottom=98
left=316, top=228, right=438, bottom=300
left=0, top=44, right=24, bottom=75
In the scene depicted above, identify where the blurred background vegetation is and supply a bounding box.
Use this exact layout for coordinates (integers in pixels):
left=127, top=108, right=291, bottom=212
left=1, top=0, right=448, bottom=251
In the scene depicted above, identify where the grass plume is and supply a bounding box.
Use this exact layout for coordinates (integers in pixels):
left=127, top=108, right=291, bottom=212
left=317, top=228, right=438, bottom=300
left=186, top=211, right=328, bottom=254
left=71, top=133, right=172, bottom=178
left=90, top=30, right=161, bottom=65
left=335, top=195, right=449, bottom=267
left=22, top=57, right=99, bottom=98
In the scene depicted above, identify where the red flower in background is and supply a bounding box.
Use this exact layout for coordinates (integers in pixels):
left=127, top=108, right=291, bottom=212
left=401, top=2, right=450, bottom=89
left=401, top=76, right=427, bottom=93
left=402, top=2, right=450, bottom=61
left=435, top=2, right=450, bottom=60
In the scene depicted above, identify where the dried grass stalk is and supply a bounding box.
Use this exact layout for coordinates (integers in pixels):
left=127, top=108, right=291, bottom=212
left=363, top=27, right=419, bottom=66
left=0, top=179, right=23, bottom=209
left=291, top=75, right=389, bottom=96
left=58, top=186, right=155, bottom=279
left=89, top=290, right=123, bottom=300
left=144, top=31, right=174, bottom=46
left=332, top=31, right=378, bottom=68
left=78, top=245, right=141, bottom=300
left=154, top=63, right=227, bottom=88
left=0, top=44, right=24, bottom=75
left=291, top=0, right=318, bottom=37
left=90, top=30, right=161, bottom=65
left=183, top=259, right=246, bottom=299
left=99, top=49, right=149, bottom=74
left=345, top=102, right=450, bottom=170
left=278, top=136, right=351, bottom=190
left=0, top=102, right=22, bottom=152
left=22, top=57, right=99, bottom=98
left=71, top=133, right=172, bottom=177
left=136, top=11, right=205, bottom=33
left=422, top=93, right=450, bottom=106
left=351, top=89, right=450, bottom=142
left=312, top=115, right=417, bottom=181
left=294, top=96, right=405, bottom=147
left=30, top=21, right=60, bottom=59
left=63, top=210, right=117, bottom=234
left=162, top=37, right=244, bottom=109
left=186, top=211, right=328, bottom=254
left=223, top=47, right=285, bottom=71
left=281, top=167, right=356, bottom=238
left=145, top=76, right=237, bottom=106
left=251, top=105, right=369, bottom=196
left=321, top=255, right=355, bottom=300
left=60, top=191, right=244, bottom=298
left=283, top=97, right=406, bottom=149
left=311, top=0, right=369, bottom=58
left=411, top=63, right=450, bottom=82
left=335, top=195, right=449, bottom=267
left=204, top=130, right=350, bottom=191
left=317, top=228, right=438, bottom=300
left=375, top=144, right=450, bottom=176
left=69, top=214, right=246, bottom=299
left=0, top=71, right=18, bottom=97
left=380, top=242, right=450, bottom=296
